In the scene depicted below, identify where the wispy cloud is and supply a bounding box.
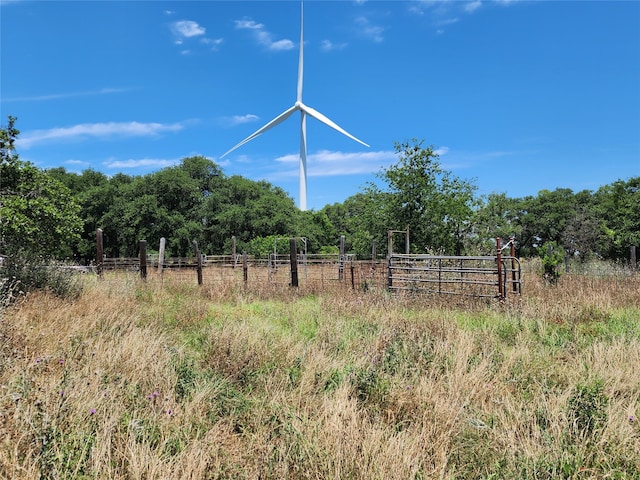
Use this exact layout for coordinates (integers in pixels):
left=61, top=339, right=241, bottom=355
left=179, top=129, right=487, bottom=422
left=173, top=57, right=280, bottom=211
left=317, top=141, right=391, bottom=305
left=2, top=87, right=131, bottom=103
left=201, top=37, right=224, bottom=50
left=103, top=157, right=178, bottom=169
left=355, top=16, right=385, bottom=43
left=235, top=18, right=295, bottom=51
left=274, top=149, right=396, bottom=177
left=465, top=0, right=483, bottom=13
left=169, top=19, right=222, bottom=52
left=320, top=39, right=348, bottom=52
left=171, top=20, right=205, bottom=40
left=221, top=114, right=260, bottom=126
left=410, top=0, right=511, bottom=32
left=17, top=121, right=184, bottom=149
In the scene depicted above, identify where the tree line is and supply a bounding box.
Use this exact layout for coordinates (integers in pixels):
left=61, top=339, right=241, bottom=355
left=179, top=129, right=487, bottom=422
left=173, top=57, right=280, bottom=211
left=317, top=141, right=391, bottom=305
left=2, top=116, right=638, bottom=264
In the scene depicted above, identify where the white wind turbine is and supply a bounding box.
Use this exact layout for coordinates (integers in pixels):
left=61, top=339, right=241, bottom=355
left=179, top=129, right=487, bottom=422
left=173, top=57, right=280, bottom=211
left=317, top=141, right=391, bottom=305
left=221, top=1, right=369, bottom=211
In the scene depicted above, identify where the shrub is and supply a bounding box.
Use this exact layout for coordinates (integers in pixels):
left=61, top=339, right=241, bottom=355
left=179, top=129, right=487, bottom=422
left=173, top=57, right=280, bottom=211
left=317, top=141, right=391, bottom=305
left=0, top=251, right=83, bottom=302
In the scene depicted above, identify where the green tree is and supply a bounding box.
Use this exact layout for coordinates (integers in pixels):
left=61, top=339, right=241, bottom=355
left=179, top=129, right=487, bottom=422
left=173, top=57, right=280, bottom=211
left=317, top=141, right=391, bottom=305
left=593, top=177, right=640, bottom=260
left=0, top=116, right=82, bottom=258
left=366, top=139, right=479, bottom=255
left=471, top=193, right=524, bottom=254
left=518, top=188, right=577, bottom=256
left=201, top=176, right=297, bottom=254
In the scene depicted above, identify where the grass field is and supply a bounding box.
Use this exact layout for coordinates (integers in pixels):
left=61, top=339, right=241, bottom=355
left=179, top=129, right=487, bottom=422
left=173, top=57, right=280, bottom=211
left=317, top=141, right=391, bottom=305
left=1, top=265, right=639, bottom=479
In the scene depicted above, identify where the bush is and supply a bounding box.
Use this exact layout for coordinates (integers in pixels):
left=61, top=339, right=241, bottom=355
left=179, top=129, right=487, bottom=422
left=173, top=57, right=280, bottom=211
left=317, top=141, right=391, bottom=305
left=0, top=251, right=83, bottom=303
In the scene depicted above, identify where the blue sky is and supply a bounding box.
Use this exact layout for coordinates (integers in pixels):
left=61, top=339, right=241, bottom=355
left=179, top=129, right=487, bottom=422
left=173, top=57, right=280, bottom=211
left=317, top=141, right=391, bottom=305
left=1, top=0, right=639, bottom=210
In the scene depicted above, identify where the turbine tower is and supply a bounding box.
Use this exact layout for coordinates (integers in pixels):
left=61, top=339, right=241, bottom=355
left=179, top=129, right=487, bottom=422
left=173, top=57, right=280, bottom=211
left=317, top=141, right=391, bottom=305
left=221, top=1, right=369, bottom=211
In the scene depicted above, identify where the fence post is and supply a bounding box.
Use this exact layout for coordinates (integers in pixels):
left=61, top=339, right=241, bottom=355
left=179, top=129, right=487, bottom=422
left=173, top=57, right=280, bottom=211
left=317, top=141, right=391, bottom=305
left=350, top=261, right=355, bottom=290
left=405, top=226, right=410, bottom=254
left=158, top=237, right=166, bottom=274
left=289, top=238, right=299, bottom=288
left=139, top=240, right=147, bottom=280
left=388, top=230, right=393, bottom=258
left=510, top=237, right=518, bottom=293
left=496, top=237, right=503, bottom=300
left=631, top=246, right=637, bottom=271
left=232, top=236, right=236, bottom=269
left=243, top=250, right=248, bottom=285
left=192, top=240, right=203, bottom=286
left=387, top=257, right=393, bottom=291
left=96, top=228, right=103, bottom=279
left=339, top=235, right=345, bottom=280
left=371, top=240, right=377, bottom=270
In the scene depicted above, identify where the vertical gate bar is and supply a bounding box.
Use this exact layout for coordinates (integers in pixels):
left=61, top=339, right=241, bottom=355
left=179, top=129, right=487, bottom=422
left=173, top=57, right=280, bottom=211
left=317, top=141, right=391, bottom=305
left=289, top=238, right=299, bottom=288
left=496, top=237, right=504, bottom=300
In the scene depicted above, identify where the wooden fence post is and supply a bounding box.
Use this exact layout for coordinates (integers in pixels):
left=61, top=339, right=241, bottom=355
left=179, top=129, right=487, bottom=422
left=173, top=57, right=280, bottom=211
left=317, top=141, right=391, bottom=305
left=496, top=237, right=503, bottom=300
left=243, top=251, right=248, bottom=285
left=232, top=236, right=236, bottom=269
left=405, top=226, right=410, bottom=254
left=371, top=240, right=377, bottom=270
left=631, top=246, right=637, bottom=271
left=158, top=237, right=166, bottom=274
left=388, top=230, right=393, bottom=258
left=510, top=237, right=518, bottom=293
left=289, top=238, right=299, bottom=288
left=339, top=235, right=345, bottom=280
left=387, top=257, right=393, bottom=291
left=96, top=228, right=103, bottom=279
left=350, top=261, right=355, bottom=290
left=139, top=240, right=147, bottom=280
left=193, top=240, right=203, bottom=286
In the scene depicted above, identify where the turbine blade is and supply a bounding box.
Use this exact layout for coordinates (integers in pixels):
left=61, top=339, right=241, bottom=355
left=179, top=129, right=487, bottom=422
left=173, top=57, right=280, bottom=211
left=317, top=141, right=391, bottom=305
left=301, top=104, right=370, bottom=148
left=221, top=105, right=299, bottom=157
left=297, top=1, right=304, bottom=103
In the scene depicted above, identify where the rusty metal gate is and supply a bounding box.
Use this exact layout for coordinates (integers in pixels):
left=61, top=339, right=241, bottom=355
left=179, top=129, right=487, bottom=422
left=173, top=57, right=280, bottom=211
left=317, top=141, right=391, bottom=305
left=387, top=253, right=521, bottom=300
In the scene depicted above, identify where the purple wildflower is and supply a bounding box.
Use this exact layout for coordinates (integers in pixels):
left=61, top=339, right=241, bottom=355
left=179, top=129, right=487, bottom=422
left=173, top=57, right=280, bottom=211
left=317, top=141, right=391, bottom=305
left=89, top=408, right=96, bottom=415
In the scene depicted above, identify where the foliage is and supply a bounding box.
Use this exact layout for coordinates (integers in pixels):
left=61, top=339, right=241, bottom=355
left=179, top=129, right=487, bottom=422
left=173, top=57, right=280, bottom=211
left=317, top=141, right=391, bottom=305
left=0, top=251, right=83, bottom=301
left=3, top=115, right=638, bottom=265
left=0, top=116, right=82, bottom=259
left=567, top=379, right=609, bottom=439
left=593, top=177, right=640, bottom=260
left=361, top=139, right=479, bottom=256
left=538, top=241, right=564, bottom=284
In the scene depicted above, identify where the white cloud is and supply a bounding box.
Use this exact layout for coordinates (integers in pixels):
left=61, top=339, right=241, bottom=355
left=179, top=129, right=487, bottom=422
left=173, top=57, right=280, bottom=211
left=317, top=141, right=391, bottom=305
left=235, top=17, right=295, bottom=51
left=465, top=0, right=482, bottom=13
left=171, top=20, right=206, bottom=38
left=235, top=19, right=263, bottom=30
left=2, top=87, right=130, bottom=103
left=223, top=114, right=260, bottom=126
left=274, top=149, right=397, bottom=177
left=355, top=16, right=385, bottom=43
left=201, top=37, right=224, bottom=50
left=17, top=121, right=184, bottom=149
left=104, top=158, right=177, bottom=169
left=321, top=40, right=348, bottom=52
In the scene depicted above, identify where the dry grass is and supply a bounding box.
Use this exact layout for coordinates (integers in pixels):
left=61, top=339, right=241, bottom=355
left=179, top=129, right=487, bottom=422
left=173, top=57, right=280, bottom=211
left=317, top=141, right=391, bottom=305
left=1, top=267, right=639, bottom=479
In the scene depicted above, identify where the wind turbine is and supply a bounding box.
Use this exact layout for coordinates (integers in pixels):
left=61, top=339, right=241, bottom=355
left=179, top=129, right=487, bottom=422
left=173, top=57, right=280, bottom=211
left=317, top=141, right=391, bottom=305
left=221, top=1, right=369, bottom=211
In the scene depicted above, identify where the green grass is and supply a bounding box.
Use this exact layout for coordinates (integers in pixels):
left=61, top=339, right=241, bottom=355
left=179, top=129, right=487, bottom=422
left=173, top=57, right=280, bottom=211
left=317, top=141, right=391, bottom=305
left=1, top=270, right=639, bottom=478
